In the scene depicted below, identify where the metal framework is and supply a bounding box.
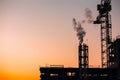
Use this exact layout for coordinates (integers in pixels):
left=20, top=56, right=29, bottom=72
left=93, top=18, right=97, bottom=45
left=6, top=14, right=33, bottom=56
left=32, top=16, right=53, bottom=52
left=94, top=0, right=112, bottom=68
left=40, top=0, right=120, bottom=80
left=79, top=43, right=88, bottom=80
left=40, top=39, right=120, bottom=80
left=79, top=43, right=89, bottom=69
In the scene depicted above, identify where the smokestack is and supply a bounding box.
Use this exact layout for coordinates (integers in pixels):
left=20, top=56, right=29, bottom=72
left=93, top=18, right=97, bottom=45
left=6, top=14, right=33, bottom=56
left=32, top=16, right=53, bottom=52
left=78, top=43, right=89, bottom=68
left=73, top=18, right=86, bottom=44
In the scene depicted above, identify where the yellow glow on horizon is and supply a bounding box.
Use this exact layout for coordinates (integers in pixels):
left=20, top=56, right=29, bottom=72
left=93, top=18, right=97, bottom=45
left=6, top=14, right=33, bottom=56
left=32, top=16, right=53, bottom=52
left=0, top=0, right=120, bottom=80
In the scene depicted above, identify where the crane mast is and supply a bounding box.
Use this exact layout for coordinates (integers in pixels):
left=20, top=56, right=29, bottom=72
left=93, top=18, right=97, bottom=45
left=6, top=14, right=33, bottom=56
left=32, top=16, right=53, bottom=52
left=94, top=0, right=112, bottom=68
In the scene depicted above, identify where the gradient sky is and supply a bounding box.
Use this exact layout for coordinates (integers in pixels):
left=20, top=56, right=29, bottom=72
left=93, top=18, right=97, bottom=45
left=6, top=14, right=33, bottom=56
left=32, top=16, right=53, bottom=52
left=0, top=0, right=120, bottom=80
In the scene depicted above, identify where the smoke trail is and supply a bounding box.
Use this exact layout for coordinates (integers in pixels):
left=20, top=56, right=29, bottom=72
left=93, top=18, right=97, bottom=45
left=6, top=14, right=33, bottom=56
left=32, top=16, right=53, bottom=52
left=73, top=18, right=86, bottom=43
left=73, top=18, right=77, bottom=26
left=85, top=8, right=93, bottom=23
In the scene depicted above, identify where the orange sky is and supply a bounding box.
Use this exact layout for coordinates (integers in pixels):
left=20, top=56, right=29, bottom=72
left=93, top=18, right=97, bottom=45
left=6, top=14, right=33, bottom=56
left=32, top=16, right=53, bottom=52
left=0, top=0, right=120, bottom=80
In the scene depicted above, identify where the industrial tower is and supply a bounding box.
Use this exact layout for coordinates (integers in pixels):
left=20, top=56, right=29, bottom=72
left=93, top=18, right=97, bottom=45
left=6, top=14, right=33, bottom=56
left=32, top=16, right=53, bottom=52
left=94, top=0, right=112, bottom=68
left=40, top=0, right=120, bottom=80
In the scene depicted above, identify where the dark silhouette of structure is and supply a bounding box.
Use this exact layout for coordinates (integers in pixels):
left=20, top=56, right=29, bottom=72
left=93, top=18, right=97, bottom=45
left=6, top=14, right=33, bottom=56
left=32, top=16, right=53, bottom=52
left=40, top=0, right=120, bottom=80
left=78, top=43, right=88, bottom=80
left=94, top=0, right=112, bottom=68
left=40, top=39, right=120, bottom=80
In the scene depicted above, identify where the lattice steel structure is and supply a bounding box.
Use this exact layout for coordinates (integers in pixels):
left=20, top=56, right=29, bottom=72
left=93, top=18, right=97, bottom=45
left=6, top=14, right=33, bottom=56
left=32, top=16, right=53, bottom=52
left=79, top=43, right=89, bottom=80
left=94, top=0, right=112, bottom=68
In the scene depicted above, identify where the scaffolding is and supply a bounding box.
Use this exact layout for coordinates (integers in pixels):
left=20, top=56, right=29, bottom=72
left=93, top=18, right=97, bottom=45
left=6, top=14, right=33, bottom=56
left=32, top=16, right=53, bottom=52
left=40, top=0, right=120, bottom=80
left=79, top=43, right=88, bottom=80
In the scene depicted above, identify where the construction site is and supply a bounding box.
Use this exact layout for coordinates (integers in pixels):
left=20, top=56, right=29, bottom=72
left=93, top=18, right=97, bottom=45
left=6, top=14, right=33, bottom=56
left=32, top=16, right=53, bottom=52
left=40, top=0, right=120, bottom=80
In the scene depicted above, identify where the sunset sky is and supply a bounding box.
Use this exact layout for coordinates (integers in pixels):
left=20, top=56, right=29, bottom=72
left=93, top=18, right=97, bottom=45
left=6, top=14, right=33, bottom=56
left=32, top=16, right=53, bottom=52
left=0, top=0, right=120, bottom=80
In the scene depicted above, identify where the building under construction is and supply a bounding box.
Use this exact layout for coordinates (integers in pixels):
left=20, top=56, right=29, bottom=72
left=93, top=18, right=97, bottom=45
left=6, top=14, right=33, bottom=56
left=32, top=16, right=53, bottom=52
left=40, top=0, right=120, bottom=80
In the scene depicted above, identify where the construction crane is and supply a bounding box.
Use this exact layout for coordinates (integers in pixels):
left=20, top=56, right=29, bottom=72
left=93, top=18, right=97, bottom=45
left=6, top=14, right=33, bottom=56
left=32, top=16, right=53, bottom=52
left=94, top=0, right=112, bottom=68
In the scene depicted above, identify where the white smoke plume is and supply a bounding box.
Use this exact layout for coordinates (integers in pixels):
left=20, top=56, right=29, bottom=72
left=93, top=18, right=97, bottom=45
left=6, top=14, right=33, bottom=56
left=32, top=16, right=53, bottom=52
left=73, top=18, right=86, bottom=44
